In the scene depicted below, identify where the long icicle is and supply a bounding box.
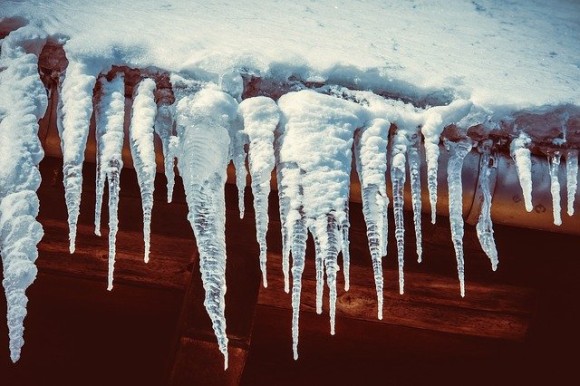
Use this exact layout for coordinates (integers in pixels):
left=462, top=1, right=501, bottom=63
left=566, top=149, right=578, bottom=216
left=407, top=132, right=423, bottom=263
left=94, top=74, right=126, bottom=291
left=476, top=141, right=499, bottom=271
left=391, top=128, right=409, bottom=295
left=129, top=78, right=158, bottom=263
left=510, top=132, right=534, bottom=212
left=548, top=152, right=562, bottom=226
left=445, top=138, right=473, bottom=297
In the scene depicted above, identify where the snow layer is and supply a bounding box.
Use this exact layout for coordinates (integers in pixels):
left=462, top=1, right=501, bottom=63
left=2, top=0, right=578, bottom=110
left=0, top=25, right=48, bottom=362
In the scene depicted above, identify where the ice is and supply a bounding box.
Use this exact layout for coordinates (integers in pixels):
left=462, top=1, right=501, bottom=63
left=239, top=97, right=280, bottom=287
left=129, top=78, right=158, bottom=263
left=566, top=150, right=578, bottom=217
left=510, top=133, right=534, bottom=212
left=230, top=116, right=248, bottom=219
left=391, top=128, right=409, bottom=295
left=421, top=100, right=472, bottom=224
left=444, top=139, right=473, bottom=297
left=548, top=153, right=562, bottom=226
left=277, top=90, right=365, bottom=347
left=0, top=26, right=48, bottom=362
left=175, top=85, right=238, bottom=369
left=475, top=141, right=499, bottom=271
left=407, top=135, right=423, bottom=263
left=154, top=102, right=177, bottom=203
left=57, top=60, right=99, bottom=253
left=353, top=118, right=389, bottom=319
left=93, top=74, right=126, bottom=291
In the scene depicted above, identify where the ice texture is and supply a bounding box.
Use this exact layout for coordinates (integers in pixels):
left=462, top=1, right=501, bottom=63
left=391, top=128, right=409, bottom=295
left=239, top=97, right=280, bottom=287
left=407, top=135, right=423, bottom=263
left=57, top=60, right=99, bottom=253
left=445, top=139, right=473, bottom=297
left=476, top=142, right=499, bottom=271
left=566, top=150, right=578, bottom=216
left=129, top=78, right=157, bottom=262
left=154, top=102, right=177, bottom=203
left=175, top=85, right=238, bottom=369
left=94, top=74, right=126, bottom=291
left=421, top=100, right=472, bottom=224
left=510, top=133, right=534, bottom=212
left=0, top=26, right=48, bottom=362
left=277, top=90, right=365, bottom=352
left=548, top=153, right=562, bottom=226
left=353, top=118, right=389, bottom=319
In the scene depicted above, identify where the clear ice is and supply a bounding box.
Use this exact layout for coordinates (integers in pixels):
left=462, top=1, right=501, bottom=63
left=391, top=128, right=409, bottom=295
left=566, top=150, right=578, bottom=216
left=510, top=133, right=534, bottom=212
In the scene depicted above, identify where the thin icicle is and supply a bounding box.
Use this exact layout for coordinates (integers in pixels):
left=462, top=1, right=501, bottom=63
left=510, top=132, right=534, bottom=212
left=129, top=78, right=157, bottom=263
left=566, top=150, right=578, bottom=216
left=175, top=85, right=238, bottom=369
left=421, top=100, right=472, bottom=224
left=94, top=74, right=126, bottom=291
left=548, top=153, right=562, bottom=226
left=230, top=121, right=248, bottom=219
left=354, top=119, right=389, bottom=319
left=445, top=138, right=473, bottom=297
left=391, top=128, right=409, bottom=295
left=407, top=135, right=423, bottom=263
left=0, top=26, right=48, bottom=362
left=57, top=60, right=99, bottom=253
left=340, top=208, right=350, bottom=291
left=476, top=141, right=499, bottom=271
left=314, top=236, right=324, bottom=315
left=239, top=97, right=280, bottom=287
left=289, top=214, right=307, bottom=360
left=154, top=103, right=177, bottom=203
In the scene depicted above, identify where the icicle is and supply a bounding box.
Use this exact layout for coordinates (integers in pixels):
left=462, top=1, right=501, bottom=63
left=277, top=90, right=365, bottom=344
left=354, top=119, right=389, bottom=318
left=154, top=103, right=177, bottom=203
left=421, top=100, right=472, bottom=224
left=0, top=26, right=48, bottom=362
left=566, top=150, right=578, bottom=216
left=548, top=153, right=562, bottom=226
left=289, top=214, right=307, bottom=360
left=239, top=97, right=280, bottom=287
left=391, top=129, right=409, bottom=295
left=445, top=139, right=472, bottom=297
left=129, top=78, right=157, bottom=263
left=407, top=135, right=423, bottom=263
left=94, top=74, right=125, bottom=291
left=57, top=60, right=99, bottom=252
left=314, top=235, right=324, bottom=315
left=475, top=141, right=499, bottom=271
left=510, top=132, right=534, bottom=212
left=175, top=85, right=238, bottom=369
left=231, top=122, right=248, bottom=219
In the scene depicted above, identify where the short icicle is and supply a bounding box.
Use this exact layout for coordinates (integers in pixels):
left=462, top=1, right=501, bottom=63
left=154, top=86, right=177, bottom=203
left=475, top=141, right=499, bottom=271
left=510, top=132, right=534, bottom=212
left=566, top=150, right=578, bottom=216
left=548, top=153, right=562, bottom=226
left=239, top=96, right=280, bottom=287
left=445, top=138, right=473, bottom=297
left=94, top=74, right=126, bottom=291
left=129, top=78, right=158, bottom=263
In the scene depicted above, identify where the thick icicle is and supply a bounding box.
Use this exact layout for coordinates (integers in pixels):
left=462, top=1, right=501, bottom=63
left=354, top=118, right=389, bottom=319
left=407, top=135, right=423, bottom=263
left=566, top=150, right=578, bottom=216
left=510, top=133, right=534, bottom=212
left=0, top=26, right=48, bottom=362
left=475, top=142, right=499, bottom=271
left=548, top=153, right=562, bottom=226
left=239, top=97, right=280, bottom=287
left=154, top=93, right=177, bottom=203
left=445, top=138, right=473, bottom=297
left=421, top=100, right=472, bottom=224
left=391, top=128, right=409, bottom=295
left=129, top=78, right=158, bottom=263
left=94, top=74, right=125, bottom=291
left=57, top=59, right=99, bottom=252
left=175, top=85, right=238, bottom=369
left=277, top=90, right=364, bottom=343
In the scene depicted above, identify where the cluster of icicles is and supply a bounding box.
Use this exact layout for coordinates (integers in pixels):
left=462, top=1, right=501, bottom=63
left=0, top=26, right=578, bottom=367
